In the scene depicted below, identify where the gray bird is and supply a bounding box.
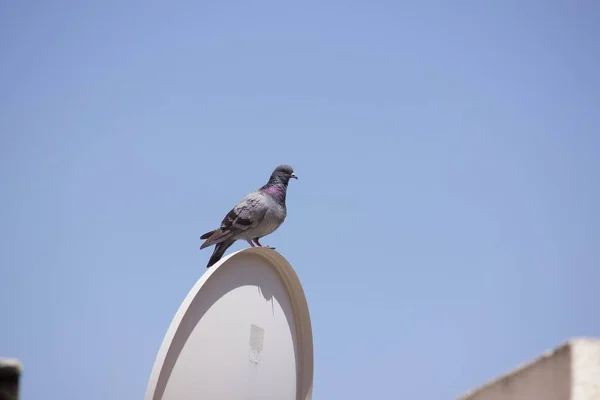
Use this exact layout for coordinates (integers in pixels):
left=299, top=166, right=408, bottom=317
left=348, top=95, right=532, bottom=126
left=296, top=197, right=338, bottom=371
left=200, top=164, right=298, bottom=268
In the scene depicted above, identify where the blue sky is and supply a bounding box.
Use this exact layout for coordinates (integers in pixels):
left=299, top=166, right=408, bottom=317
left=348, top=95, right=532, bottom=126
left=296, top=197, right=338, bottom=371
left=1, top=1, right=599, bottom=399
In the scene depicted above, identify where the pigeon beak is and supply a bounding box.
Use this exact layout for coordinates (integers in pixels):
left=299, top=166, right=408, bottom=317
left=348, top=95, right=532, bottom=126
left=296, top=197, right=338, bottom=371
left=291, top=173, right=298, bottom=180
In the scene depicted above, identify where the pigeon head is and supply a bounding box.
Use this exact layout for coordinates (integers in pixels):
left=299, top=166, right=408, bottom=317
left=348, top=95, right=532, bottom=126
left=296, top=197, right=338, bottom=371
left=261, top=164, right=297, bottom=203
left=268, top=164, right=298, bottom=185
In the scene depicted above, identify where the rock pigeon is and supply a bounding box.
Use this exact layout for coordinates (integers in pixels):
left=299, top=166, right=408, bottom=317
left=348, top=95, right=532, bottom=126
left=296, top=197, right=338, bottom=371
left=199, top=164, right=298, bottom=268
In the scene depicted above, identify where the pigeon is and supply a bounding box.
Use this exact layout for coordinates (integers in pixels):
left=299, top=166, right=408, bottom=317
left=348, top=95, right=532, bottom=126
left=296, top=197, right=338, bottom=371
left=199, top=164, right=298, bottom=268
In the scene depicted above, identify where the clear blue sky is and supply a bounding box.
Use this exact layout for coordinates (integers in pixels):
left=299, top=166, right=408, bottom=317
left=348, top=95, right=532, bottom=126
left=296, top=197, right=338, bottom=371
left=1, top=1, right=599, bottom=399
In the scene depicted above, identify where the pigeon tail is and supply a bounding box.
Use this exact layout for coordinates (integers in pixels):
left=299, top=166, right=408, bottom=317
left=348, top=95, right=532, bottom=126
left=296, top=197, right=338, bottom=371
left=200, top=230, right=215, bottom=240
left=200, top=229, right=236, bottom=250
left=206, top=239, right=235, bottom=268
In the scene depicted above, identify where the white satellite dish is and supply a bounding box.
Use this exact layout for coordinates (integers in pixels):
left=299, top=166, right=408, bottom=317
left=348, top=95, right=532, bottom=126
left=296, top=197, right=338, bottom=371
left=145, top=247, right=314, bottom=400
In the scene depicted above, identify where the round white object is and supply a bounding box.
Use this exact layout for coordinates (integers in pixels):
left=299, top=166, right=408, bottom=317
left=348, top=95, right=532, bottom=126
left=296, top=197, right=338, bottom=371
left=145, top=247, right=314, bottom=400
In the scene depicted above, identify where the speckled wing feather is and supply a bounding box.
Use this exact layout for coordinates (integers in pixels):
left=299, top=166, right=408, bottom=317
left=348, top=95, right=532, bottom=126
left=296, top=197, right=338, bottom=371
left=199, top=192, right=268, bottom=249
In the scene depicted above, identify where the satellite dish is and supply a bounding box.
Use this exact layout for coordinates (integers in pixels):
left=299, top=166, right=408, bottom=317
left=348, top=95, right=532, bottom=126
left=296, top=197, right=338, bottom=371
left=145, top=247, right=314, bottom=400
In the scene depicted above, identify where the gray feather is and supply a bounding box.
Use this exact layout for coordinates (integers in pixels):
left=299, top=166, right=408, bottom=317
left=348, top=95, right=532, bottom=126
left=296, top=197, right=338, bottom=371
left=200, top=192, right=269, bottom=249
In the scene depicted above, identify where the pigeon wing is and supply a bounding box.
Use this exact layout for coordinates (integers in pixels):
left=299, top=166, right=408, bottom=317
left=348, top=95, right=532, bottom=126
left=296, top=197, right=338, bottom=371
left=200, top=192, right=268, bottom=249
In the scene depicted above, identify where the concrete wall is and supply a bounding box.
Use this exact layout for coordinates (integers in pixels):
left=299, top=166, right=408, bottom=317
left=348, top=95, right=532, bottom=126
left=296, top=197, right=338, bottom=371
left=459, top=338, right=600, bottom=400
left=571, top=339, right=600, bottom=400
